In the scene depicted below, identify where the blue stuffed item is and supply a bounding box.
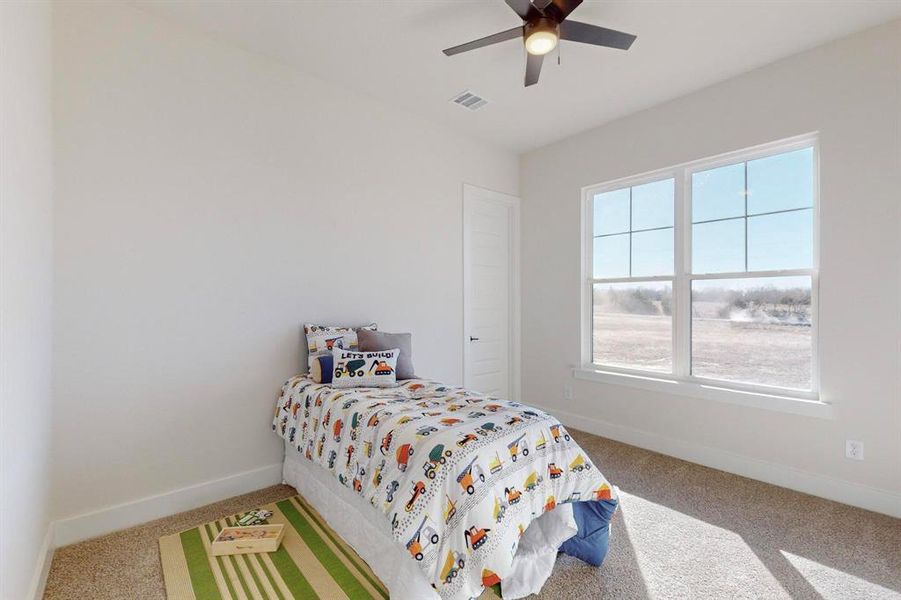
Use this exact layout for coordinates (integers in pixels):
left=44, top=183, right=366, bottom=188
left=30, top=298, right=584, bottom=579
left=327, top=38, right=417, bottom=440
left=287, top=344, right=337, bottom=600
left=559, top=499, right=618, bottom=566
left=311, top=354, right=334, bottom=384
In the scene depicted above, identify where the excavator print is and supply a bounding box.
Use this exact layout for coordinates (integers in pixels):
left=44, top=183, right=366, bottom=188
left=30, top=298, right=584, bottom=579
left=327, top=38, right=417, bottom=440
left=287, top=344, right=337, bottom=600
left=464, top=525, right=491, bottom=552
left=406, top=515, right=440, bottom=561
left=369, top=359, right=394, bottom=376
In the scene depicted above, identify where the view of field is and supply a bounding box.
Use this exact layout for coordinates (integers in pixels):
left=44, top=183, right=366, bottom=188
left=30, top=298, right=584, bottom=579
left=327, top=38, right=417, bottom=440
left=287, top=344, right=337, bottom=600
left=593, top=280, right=812, bottom=390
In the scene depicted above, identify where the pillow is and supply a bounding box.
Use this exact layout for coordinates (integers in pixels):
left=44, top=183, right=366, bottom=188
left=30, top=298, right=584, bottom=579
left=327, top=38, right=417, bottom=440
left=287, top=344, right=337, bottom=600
left=331, top=348, right=399, bottom=388
left=357, top=330, right=416, bottom=380
left=310, top=354, right=333, bottom=384
left=304, top=322, right=377, bottom=369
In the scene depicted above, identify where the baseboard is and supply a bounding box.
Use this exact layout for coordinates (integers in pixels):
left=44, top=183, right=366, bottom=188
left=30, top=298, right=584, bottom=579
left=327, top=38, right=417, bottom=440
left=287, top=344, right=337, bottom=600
left=53, top=462, right=283, bottom=547
left=27, top=523, right=55, bottom=600
left=532, top=403, right=901, bottom=519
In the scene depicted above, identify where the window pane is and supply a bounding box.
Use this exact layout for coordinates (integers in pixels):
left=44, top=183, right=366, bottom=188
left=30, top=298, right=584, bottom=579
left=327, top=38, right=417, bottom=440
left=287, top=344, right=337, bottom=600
left=593, top=233, right=629, bottom=278
left=691, top=276, right=812, bottom=389
left=594, top=282, right=672, bottom=372
left=692, top=163, right=745, bottom=222
left=632, top=228, right=673, bottom=277
left=748, top=209, right=813, bottom=271
left=747, top=147, right=813, bottom=215
left=692, top=218, right=745, bottom=273
left=594, top=188, right=630, bottom=235
left=632, top=179, right=674, bottom=230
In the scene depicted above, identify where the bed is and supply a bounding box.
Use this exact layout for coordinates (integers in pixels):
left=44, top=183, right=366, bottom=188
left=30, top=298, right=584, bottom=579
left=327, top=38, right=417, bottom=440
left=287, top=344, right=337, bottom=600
left=273, top=376, right=617, bottom=599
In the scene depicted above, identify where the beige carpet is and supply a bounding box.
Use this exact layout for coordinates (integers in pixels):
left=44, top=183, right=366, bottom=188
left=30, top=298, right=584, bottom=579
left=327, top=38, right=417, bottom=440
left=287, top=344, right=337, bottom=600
left=44, top=430, right=901, bottom=599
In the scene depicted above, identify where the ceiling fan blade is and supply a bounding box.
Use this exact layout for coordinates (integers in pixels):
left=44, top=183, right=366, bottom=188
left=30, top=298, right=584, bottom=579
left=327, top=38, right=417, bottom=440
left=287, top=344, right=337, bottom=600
left=524, top=52, right=543, bottom=87
left=559, top=20, right=636, bottom=50
left=542, top=0, right=582, bottom=22
left=504, top=0, right=543, bottom=21
left=443, top=26, right=523, bottom=56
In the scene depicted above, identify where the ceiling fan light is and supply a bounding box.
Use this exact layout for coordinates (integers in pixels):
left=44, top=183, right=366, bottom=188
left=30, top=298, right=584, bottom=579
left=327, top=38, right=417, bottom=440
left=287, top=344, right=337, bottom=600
left=525, top=30, right=558, bottom=55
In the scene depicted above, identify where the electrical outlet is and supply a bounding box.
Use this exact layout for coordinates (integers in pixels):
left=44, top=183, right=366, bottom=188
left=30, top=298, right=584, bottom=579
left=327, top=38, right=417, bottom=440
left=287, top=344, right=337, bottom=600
left=845, top=440, right=864, bottom=461
left=563, top=385, right=573, bottom=400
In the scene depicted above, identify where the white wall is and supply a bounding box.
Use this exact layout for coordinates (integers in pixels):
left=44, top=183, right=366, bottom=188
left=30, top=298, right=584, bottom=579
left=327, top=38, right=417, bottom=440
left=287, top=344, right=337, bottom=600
left=52, top=2, right=518, bottom=525
left=520, top=20, right=901, bottom=512
left=0, top=1, right=55, bottom=597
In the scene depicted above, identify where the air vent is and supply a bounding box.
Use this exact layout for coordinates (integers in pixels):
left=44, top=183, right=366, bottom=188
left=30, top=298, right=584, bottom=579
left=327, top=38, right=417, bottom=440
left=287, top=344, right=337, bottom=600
left=450, top=90, right=488, bottom=111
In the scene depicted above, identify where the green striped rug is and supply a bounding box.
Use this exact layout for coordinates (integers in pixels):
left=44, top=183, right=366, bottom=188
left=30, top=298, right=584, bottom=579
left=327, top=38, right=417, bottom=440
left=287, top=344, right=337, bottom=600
left=159, top=494, right=389, bottom=600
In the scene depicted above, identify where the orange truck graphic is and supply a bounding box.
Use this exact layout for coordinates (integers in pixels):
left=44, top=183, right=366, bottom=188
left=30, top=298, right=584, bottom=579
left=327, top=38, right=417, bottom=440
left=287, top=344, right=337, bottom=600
left=551, top=424, right=571, bottom=443
left=456, top=457, right=486, bottom=495
left=406, top=515, right=439, bottom=561
left=507, top=434, right=530, bottom=462
left=548, top=463, right=563, bottom=479
left=396, top=443, right=414, bottom=472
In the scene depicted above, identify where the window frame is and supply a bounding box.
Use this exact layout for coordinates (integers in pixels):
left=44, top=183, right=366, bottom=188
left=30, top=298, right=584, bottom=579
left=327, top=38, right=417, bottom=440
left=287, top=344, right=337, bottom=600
left=581, top=133, right=820, bottom=404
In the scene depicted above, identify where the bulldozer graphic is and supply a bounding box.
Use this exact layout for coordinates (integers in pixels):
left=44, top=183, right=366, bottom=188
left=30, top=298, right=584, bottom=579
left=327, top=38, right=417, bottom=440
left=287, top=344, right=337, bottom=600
left=488, top=452, right=503, bottom=475
left=406, top=515, right=440, bottom=561
left=464, top=524, right=491, bottom=552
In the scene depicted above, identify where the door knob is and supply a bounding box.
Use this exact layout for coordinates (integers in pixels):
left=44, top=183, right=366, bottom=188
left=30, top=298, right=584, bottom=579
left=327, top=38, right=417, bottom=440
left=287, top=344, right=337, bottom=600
left=469, top=336, right=480, bottom=342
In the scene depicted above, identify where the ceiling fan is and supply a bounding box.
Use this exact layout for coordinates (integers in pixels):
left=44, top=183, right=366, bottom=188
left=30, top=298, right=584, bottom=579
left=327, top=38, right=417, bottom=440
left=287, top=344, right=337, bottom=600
left=442, top=0, right=636, bottom=87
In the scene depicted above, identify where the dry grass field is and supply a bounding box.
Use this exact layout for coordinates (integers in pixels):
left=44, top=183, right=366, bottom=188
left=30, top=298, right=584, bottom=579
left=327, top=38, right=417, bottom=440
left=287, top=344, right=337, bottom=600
left=593, top=311, right=812, bottom=389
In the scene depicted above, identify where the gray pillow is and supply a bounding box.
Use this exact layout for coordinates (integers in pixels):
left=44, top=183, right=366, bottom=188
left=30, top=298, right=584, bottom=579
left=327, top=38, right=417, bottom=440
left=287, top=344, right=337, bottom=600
left=357, top=330, right=415, bottom=380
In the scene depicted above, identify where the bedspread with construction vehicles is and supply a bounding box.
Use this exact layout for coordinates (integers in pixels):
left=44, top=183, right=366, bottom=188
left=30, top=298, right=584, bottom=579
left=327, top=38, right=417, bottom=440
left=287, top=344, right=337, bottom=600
left=273, top=377, right=617, bottom=600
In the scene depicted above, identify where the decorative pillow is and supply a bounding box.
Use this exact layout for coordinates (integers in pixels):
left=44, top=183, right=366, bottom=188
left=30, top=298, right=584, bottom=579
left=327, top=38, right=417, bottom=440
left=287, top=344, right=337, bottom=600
left=310, top=354, right=333, bottom=384
left=304, top=323, right=377, bottom=369
left=357, top=330, right=416, bottom=380
left=331, top=348, right=399, bottom=388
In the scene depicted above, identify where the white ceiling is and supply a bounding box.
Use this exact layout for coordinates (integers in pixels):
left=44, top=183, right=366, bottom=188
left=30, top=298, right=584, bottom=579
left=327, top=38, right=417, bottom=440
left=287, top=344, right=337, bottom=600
left=132, top=0, right=901, bottom=153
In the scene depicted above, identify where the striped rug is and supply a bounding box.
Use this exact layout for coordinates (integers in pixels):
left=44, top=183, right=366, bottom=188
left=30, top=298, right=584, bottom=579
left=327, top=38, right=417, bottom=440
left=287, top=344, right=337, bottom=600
left=159, top=494, right=389, bottom=600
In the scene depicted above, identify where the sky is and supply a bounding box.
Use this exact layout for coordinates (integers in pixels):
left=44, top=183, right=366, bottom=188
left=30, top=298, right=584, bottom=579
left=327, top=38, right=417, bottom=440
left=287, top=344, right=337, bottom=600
left=593, top=147, right=814, bottom=281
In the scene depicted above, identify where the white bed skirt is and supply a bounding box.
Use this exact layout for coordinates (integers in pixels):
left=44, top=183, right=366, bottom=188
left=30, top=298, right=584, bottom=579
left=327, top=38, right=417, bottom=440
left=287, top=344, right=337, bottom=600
left=282, top=440, right=577, bottom=600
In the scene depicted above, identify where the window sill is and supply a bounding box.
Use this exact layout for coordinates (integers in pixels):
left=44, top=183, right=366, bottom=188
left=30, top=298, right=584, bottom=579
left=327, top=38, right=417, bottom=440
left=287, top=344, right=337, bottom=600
left=572, top=367, right=834, bottom=420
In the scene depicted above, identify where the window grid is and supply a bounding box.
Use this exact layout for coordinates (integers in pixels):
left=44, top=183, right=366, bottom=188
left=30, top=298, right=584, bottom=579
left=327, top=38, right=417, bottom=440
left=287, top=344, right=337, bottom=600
left=584, top=134, right=819, bottom=399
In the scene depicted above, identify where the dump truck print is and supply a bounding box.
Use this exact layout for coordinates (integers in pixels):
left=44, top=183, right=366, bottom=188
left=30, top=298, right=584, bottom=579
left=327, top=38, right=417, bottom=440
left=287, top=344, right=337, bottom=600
left=350, top=412, right=361, bottom=440
left=457, top=457, right=486, bottom=495
left=423, top=444, right=453, bottom=479
left=372, top=459, right=386, bottom=486
left=440, top=417, right=462, bottom=426
left=363, top=440, right=372, bottom=458
left=396, top=443, right=414, bottom=472
left=464, top=525, right=491, bottom=551
left=524, top=471, right=542, bottom=492
left=406, top=515, right=440, bottom=561
left=544, top=496, right=556, bottom=512
left=569, top=454, right=591, bottom=472
left=507, top=434, right=530, bottom=462
left=332, top=418, right=343, bottom=442
left=439, top=550, right=466, bottom=584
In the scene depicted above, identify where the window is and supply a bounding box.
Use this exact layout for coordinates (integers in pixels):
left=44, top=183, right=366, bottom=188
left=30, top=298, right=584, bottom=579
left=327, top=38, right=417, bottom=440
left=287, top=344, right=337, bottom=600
left=583, top=136, right=817, bottom=398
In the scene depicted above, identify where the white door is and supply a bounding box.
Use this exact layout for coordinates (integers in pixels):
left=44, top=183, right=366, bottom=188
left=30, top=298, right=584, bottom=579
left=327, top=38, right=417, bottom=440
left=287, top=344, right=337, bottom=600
left=463, top=184, right=520, bottom=400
